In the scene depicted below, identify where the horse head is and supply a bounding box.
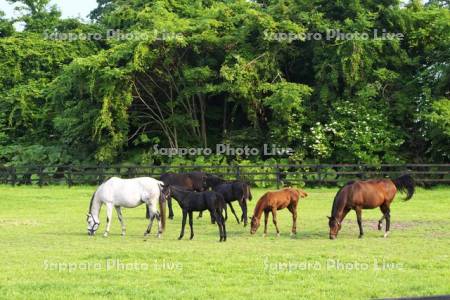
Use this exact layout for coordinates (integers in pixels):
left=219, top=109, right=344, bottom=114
left=250, top=215, right=260, bottom=234
left=327, top=216, right=341, bottom=239
left=86, top=213, right=99, bottom=236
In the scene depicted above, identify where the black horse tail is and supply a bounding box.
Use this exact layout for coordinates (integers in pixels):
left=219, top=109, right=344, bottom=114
left=217, top=193, right=227, bottom=221
left=393, top=174, right=415, bottom=201
left=158, top=184, right=166, bottom=232
left=245, top=183, right=252, bottom=201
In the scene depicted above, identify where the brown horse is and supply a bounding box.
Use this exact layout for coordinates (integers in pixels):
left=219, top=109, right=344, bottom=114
left=328, top=174, right=415, bottom=239
left=250, top=188, right=308, bottom=236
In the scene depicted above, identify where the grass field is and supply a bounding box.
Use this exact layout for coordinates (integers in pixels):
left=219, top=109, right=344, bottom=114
left=0, top=185, right=449, bottom=299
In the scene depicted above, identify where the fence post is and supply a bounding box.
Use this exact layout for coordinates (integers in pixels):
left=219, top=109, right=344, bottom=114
left=276, top=164, right=280, bottom=189
left=67, top=166, right=73, bottom=187
left=315, top=165, right=320, bottom=187
left=38, top=166, right=43, bottom=187
left=11, top=167, right=16, bottom=186
left=98, top=165, right=104, bottom=185
left=236, top=165, right=241, bottom=181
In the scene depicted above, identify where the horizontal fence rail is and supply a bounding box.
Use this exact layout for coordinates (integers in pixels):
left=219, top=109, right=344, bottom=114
left=0, top=164, right=449, bottom=188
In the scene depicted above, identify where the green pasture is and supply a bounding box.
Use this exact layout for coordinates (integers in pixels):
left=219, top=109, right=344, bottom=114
left=0, top=185, right=449, bottom=299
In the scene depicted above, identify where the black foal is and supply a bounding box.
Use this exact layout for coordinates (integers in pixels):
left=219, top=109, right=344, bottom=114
left=199, top=178, right=252, bottom=227
left=169, top=186, right=227, bottom=242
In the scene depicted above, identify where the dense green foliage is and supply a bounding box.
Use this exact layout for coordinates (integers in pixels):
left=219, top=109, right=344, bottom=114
left=0, top=0, right=449, bottom=165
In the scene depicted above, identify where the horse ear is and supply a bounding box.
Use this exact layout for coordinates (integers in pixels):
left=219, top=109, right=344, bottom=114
left=327, top=216, right=331, bottom=220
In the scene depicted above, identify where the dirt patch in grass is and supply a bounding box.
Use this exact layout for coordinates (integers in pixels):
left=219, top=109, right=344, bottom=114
left=343, top=220, right=449, bottom=230
left=0, top=219, right=40, bottom=227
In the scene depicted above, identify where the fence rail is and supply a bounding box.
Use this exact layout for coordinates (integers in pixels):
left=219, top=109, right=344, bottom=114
left=1, top=164, right=449, bottom=188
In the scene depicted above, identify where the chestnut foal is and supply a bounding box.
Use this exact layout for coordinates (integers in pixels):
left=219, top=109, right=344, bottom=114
left=250, top=188, right=308, bottom=236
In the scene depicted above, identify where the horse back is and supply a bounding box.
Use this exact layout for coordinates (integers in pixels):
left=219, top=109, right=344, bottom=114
left=264, top=189, right=293, bottom=210
left=350, top=179, right=396, bottom=208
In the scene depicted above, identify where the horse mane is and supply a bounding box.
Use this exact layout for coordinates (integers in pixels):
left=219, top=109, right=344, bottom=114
left=88, top=191, right=96, bottom=214
left=253, top=193, right=268, bottom=218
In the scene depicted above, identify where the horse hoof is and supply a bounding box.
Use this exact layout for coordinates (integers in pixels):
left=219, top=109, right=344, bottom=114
left=178, top=237, right=182, bottom=240
left=358, top=234, right=363, bottom=239
left=262, top=233, right=267, bottom=238
left=103, top=232, right=108, bottom=238
left=276, top=233, right=280, bottom=237
left=157, top=234, right=161, bottom=239
left=190, top=236, right=194, bottom=240
left=384, top=232, right=390, bottom=238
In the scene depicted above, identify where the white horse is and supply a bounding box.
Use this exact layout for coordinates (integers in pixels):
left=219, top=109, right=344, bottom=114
left=86, top=177, right=168, bottom=237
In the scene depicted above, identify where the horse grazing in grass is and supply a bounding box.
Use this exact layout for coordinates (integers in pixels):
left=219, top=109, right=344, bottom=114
left=87, top=177, right=168, bottom=237
left=199, top=175, right=253, bottom=226
left=147, top=171, right=207, bottom=220
left=250, top=188, right=308, bottom=236
left=328, top=174, right=415, bottom=240
left=169, top=186, right=227, bottom=242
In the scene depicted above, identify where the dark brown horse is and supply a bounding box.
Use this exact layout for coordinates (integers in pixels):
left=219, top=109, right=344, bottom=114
left=328, top=174, right=415, bottom=239
left=250, top=188, right=308, bottom=236
left=146, top=171, right=207, bottom=219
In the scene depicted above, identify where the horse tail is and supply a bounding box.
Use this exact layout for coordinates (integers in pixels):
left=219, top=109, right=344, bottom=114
left=158, top=184, right=166, bottom=231
left=246, top=184, right=253, bottom=201
left=216, top=193, right=227, bottom=221
left=392, top=174, right=415, bottom=201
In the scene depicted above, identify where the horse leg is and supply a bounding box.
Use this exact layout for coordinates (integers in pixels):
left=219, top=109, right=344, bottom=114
left=288, top=204, right=297, bottom=236
left=271, top=208, right=280, bottom=237
left=178, top=210, right=187, bottom=240
left=155, top=211, right=162, bottom=238
left=228, top=203, right=240, bottom=224
left=239, top=200, right=248, bottom=227
left=263, top=210, right=269, bottom=237
left=355, top=207, right=364, bottom=238
left=188, top=211, right=194, bottom=240
left=115, top=206, right=126, bottom=236
left=146, top=205, right=150, bottom=219
left=378, top=213, right=385, bottom=231
left=380, top=204, right=391, bottom=238
left=168, top=197, right=174, bottom=220
left=222, top=209, right=227, bottom=242
left=197, top=211, right=203, bottom=219
left=213, top=209, right=223, bottom=242
left=103, top=204, right=113, bottom=237
left=145, top=211, right=155, bottom=237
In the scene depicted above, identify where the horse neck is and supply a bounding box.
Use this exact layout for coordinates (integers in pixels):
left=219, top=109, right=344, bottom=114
left=171, top=188, right=188, bottom=205
left=89, top=194, right=101, bottom=222
left=331, top=190, right=347, bottom=221
left=253, top=196, right=267, bottom=219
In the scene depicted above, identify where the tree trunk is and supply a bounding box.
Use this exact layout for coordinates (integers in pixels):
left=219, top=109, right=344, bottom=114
left=199, top=94, right=207, bottom=148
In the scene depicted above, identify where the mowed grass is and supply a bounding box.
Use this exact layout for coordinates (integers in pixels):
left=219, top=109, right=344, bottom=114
left=0, top=185, right=449, bottom=299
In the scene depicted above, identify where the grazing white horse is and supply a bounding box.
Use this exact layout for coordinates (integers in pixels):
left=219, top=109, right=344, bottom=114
left=86, top=177, right=167, bottom=237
